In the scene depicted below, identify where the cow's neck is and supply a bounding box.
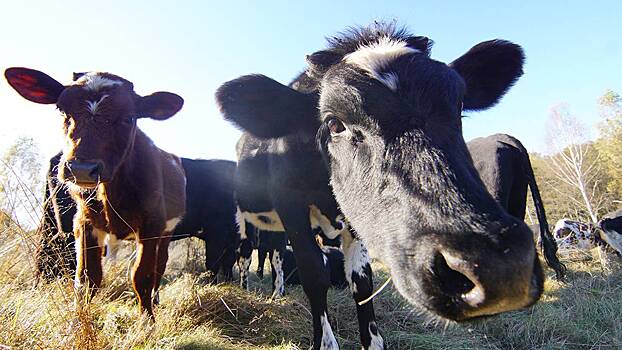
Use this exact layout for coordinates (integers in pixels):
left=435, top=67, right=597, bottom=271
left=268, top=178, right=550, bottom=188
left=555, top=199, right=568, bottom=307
left=95, top=129, right=148, bottom=235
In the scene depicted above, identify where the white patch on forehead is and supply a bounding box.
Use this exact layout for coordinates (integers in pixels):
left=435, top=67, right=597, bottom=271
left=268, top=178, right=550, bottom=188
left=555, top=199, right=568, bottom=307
left=86, top=94, right=109, bottom=115
left=344, top=36, right=418, bottom=91
left=74, top=72, right=122, bottom=92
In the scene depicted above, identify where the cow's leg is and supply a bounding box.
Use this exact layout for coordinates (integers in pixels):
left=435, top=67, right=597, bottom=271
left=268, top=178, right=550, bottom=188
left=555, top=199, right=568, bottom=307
left=152, top=234, right=171, bottom=306
left=271, top=233, right=287, bottom=298
left=342, top=230, right=385, bottom=350
left=278, top=206, right=337, bottom=350
left=257, top=235, right=268, bottom=279
left=221, top=240, right=237, bottom=283
left=206, top=231, right=227, bottom=284
left=74, top=223, right=104, bottom=300
left=132, top=237, right=158, bottom=318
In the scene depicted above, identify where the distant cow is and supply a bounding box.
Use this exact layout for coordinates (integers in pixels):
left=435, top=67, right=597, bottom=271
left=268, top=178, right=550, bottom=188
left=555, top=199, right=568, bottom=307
left=553, top=218, right=600, bottom=250
left=597, top=211, right=622, bottom=256
left=35, top=153, right=76, bottom=282
left=218, top=23, right=544, bottom=349
left=467, top=134, right=566, bottom=279
left=35, top=155, right=239, bottom=284
left=6, top=68, right=186, bottom=319
left=170, top=158, right=239, bottom=283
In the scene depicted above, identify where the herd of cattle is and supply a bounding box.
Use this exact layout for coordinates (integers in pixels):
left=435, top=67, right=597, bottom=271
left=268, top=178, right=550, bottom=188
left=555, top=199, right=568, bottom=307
left=4, top=22, right=622, bottom=350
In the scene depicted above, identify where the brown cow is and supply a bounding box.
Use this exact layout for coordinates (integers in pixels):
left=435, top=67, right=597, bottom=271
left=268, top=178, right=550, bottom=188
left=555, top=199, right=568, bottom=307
left=5, top=68, right=186, bottom=318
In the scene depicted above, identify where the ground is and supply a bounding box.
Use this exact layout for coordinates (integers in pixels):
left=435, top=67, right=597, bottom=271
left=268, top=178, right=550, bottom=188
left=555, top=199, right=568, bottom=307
left=0, top=226, right=620, bottom=350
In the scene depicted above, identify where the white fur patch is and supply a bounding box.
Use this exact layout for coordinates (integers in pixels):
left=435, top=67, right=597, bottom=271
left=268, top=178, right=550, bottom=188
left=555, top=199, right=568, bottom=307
left=343, top=235, right=370, bottom=295
left=74, top=72, right=122, bottom=92
left=240, top=210, right=285, bottom=232
left=238, top=257, right=251, bottom=290
left=235, top=207, right=248, bottom=239
left=344, top=36, right=418, bottom=91
left=165, top=216, right=182, bottom=232
left=320, top=312, right=338, bottom=350
left=368, top=321, right=385, bottom=350
left=271, top=250, right=285, bottom=298
left=309, top=205, right=347, bottom=240
left=86, top=94, right=109, bottom=115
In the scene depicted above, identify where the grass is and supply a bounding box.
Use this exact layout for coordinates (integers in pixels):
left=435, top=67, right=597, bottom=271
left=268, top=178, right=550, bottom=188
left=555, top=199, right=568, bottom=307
left=0, top=220, right=621, bottom=350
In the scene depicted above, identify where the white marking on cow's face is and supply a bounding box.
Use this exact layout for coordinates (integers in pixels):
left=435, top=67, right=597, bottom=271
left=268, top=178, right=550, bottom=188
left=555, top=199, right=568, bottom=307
left=601, top=230, right=622, bottom=255
left=320, top=312, right=338, bottom=350
left=85, top=94, right=109, bottom=115
left=240, top=210, right=285, bottom=232
left=165, top=216, right=182, bottom=232
left=342, top=233, right=371, bottom=295
left=271, top=250, right=285, bottom=298
left=309, top=205, right=347, bottom=240
left=343, top=36, right=418, bottom=91
left=73, top=72, right=122, bottom=92
left=368, top=321, right=385, bottom=350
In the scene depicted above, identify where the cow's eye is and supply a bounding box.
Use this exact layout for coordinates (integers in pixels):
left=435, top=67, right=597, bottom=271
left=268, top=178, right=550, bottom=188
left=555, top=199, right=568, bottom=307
left=123, top=117, right=134, bottom=125
left=326, top=116, right=346, bottom=135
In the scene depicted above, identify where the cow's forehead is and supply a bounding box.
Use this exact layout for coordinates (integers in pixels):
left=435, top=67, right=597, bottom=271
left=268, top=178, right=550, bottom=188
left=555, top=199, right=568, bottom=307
left=71, top=72, right=131, bottom=92
left=343, top=36, right=418, bottom=91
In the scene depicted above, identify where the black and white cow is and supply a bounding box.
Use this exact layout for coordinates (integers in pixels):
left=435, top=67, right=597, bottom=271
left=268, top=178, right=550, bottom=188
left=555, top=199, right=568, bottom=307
left=553, top=218, right=600, bottom=250
left=35, top=153, right=77, bottom=282
left=35, top=153, right=239, bottom=283
left=597, top=210, right=622, bottom=256
left=467, top=134, right=566, bottom=279
left=217, top=23, right=544, bottom=349
left=229, top=131, right=378, bottom=349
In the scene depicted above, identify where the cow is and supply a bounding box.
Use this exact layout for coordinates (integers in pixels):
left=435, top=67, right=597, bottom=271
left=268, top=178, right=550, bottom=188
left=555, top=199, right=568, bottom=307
left=5, top=68, right=186, bottom=319
left=170, top=158, right=239, bottom=283
left=35, top=153, right=76, bottom=282
left=217, top=22, right=545, bottom=348
left=597, top=210, right=622, bottom=256
left=553, top=218, right=600, bottom=250
left=34, top=154, right=239, bottom=285
left=467, top=134, right=566, bottom=279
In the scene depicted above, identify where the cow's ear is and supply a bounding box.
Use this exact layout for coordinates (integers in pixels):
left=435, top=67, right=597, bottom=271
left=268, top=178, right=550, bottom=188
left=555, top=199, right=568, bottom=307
left=215, top=74, right=318, bottom=138
left=5, top=67, right=65, bottom=104
left=137, top=92, right=184, bottom=120
left=449, top=40, right=524, bottom=111
left=306, top=50, right=342, bottom=76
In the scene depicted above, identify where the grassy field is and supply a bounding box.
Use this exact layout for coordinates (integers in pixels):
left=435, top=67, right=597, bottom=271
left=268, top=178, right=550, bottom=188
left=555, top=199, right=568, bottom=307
left=0, top=221, right=621, bottom=350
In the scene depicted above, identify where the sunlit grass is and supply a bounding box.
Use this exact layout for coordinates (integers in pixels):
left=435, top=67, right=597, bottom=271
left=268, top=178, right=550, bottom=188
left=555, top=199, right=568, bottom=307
left=0, top=220, right=621, bottom=349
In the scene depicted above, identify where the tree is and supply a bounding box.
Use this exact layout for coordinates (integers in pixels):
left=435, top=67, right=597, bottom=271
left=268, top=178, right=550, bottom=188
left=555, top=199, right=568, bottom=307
left=594, top=90, right=622, bottom=201
left=544, top=104, right=610, bottom=223
left=0, top=136, right=44, bottom=229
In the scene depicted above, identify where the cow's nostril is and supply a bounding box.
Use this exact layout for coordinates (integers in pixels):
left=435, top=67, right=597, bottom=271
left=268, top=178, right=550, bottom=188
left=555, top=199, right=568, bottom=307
left=432, top=252, right=483, bottom=306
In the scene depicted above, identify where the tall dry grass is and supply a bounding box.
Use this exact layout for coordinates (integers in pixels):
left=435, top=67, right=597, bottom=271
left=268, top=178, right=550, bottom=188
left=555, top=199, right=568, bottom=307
left=0, top=210, right=621, bottom=350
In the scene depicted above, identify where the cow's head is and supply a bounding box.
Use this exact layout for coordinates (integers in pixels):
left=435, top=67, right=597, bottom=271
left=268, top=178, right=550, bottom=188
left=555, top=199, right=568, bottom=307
left=597, top=213, right=622, bottom=255
left=5, top=68, right=183, bottom=188
left=216, top=23, right=543, bottom=321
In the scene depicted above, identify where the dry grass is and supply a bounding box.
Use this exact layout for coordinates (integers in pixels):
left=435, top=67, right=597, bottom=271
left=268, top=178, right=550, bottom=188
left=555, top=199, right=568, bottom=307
left=0, top=220, right=621, bottom=350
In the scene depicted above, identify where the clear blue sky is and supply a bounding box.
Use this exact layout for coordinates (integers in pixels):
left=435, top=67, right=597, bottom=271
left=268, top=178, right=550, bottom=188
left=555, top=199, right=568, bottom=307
left=1, top=1, right=621, bottom=163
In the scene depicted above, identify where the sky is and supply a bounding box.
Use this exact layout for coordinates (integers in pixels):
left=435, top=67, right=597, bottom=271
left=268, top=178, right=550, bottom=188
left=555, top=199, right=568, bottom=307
left=1, top=1, right=621, bottom=165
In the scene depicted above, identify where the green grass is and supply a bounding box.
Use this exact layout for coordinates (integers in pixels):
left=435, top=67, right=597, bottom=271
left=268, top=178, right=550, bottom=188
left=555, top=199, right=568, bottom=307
left=0, top=223, right=620, bottom=350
